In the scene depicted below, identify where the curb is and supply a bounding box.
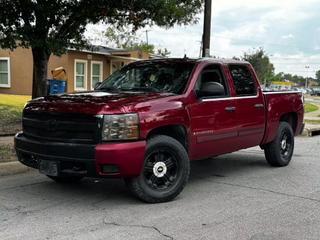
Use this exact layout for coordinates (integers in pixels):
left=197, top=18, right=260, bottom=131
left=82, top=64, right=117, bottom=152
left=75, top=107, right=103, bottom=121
left=302, top=124, right=320, bottom=137
left=304, top=127, right=320, bottom=137
left=0, top=161, right=31, bottom=177
left=0, top=133, right=16, bottom=137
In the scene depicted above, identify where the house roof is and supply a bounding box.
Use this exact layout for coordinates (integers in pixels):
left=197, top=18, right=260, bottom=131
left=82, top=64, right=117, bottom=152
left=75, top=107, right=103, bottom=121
left=68, top=45, right=130, bottom=56
left=90, top=45, right=128, bottom=54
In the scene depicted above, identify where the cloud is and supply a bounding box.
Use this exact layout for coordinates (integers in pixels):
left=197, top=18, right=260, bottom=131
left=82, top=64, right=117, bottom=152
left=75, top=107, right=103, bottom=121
left=86, top=0, right=320, bottom=77
left=281, top=34, right=294, bottom=40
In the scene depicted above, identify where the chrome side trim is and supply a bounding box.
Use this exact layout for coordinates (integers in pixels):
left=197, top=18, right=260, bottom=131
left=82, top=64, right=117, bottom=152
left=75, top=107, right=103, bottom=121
left=201, top=95, right=259, bottom=102
left=263, top=91, right=301, bottom=95
left=196, top=131, right=238, bottom=143
left=201, top=91, right=301, bottom=102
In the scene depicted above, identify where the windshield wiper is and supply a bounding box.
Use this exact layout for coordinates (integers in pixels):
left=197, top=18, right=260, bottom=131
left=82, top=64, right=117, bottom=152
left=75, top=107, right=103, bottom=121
left=120, top=87, right=161, bottom=92
left=96, top=86, right=120, bottom=92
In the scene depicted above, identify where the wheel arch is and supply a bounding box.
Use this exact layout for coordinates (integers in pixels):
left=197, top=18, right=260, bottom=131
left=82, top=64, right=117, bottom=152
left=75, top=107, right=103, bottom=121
left=261, top=112, right=298, bottom=148
left=146, top=124, right=188, bottom=151
left=279, top=112, right=298, bottom=133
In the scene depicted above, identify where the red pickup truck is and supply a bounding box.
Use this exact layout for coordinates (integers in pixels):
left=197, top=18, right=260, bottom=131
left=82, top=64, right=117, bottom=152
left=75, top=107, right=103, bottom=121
left=15, top=58, right=304, bottom=203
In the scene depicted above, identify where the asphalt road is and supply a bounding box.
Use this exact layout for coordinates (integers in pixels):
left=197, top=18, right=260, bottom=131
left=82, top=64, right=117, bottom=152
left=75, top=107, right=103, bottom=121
left=1, top=136, right=320, bottom=240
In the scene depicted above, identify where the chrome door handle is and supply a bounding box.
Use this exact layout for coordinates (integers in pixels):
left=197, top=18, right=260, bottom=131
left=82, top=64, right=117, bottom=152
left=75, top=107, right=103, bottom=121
left=225, top=106, right=236, bottom=112
left=254, top=103, right=264, bottom=109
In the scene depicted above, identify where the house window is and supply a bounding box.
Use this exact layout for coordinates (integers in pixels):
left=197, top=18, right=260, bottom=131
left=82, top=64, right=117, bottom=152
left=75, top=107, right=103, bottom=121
left=91, top=61, right=103, bottom=89
left=74, top=60, right=87, bottom=91
left=0, top=57, right=10, bottom=88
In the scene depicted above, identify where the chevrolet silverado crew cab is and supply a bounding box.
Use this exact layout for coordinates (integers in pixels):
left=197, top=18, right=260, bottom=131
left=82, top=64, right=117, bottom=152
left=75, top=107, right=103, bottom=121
left=15, top=58, right=304, bottom=203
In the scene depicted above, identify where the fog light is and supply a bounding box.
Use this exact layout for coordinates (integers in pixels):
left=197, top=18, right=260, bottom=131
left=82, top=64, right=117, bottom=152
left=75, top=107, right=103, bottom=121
left=101, top=164, right=119, bottom=174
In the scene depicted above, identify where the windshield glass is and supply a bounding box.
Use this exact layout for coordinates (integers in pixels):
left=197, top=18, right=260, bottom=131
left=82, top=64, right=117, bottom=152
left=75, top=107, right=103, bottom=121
left=97, top=61, right=195, bottom=94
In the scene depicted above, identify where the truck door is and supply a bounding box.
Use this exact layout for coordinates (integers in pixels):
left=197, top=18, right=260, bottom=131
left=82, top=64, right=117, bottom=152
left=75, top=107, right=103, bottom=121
left=188, top=64, right=239, bottom=160
left=228, top=64, right=266, bottom=148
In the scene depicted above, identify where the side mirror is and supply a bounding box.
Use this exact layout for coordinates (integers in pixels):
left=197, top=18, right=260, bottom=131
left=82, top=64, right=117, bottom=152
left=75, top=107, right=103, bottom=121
left=94, top=82, right=102, bottom=89
left=197, top=82, right=225, bottom=98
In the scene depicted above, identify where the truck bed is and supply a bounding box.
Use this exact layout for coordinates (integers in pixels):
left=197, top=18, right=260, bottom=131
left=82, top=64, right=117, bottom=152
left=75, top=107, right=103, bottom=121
left=261, top=91, right=304, bottom=145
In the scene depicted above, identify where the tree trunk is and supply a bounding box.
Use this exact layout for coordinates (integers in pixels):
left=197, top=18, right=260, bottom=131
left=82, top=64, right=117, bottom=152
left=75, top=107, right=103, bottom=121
left=32, top=48, right=50, bottom=99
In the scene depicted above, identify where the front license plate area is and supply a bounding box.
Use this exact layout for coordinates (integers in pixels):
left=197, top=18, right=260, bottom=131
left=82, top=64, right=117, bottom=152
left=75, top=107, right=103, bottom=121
left=39, top=160, right=59, bottom=176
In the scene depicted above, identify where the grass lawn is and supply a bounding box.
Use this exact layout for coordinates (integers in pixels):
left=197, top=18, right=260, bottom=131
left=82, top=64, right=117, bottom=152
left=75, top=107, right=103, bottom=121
left=304, top=102, right=319, bottom=113
left=0, top=94, right=31, bottom=135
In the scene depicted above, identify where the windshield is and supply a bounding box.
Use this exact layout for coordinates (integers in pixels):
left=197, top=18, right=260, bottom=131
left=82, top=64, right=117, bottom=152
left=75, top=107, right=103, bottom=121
left=97, top=61, right=195, bottom=94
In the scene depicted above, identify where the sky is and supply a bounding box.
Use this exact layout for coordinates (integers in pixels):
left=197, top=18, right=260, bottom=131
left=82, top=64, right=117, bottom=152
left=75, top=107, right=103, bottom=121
left=86, top=0, right=320, bottom=78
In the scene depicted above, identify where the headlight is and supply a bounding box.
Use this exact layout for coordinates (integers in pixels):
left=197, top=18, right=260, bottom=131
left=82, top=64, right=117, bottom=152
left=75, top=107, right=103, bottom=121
left=102, top=113, right=139, bottom=141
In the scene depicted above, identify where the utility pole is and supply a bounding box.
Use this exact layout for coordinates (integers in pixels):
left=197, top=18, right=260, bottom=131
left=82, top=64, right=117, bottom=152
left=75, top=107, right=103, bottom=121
left=197, top=40, right=203, bottom=57
left=305, top=65, right=310, bottom=88
left=145, top=30, right=150, bottom=45
left=202, top=0, right=212, bottom=57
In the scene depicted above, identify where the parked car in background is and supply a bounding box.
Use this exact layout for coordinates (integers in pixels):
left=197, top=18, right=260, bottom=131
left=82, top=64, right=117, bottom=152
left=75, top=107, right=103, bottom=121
left=306, top=88, right=313, bottom=94
left=311, top=88, right=320, bottom=96
left=15, top=58, right=304, bottom=203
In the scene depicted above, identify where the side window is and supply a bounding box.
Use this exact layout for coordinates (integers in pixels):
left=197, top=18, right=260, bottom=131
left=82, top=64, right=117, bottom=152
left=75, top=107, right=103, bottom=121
left=195, top=65, right=228, bottom=97
left=229, top=65, right=257, bottom=96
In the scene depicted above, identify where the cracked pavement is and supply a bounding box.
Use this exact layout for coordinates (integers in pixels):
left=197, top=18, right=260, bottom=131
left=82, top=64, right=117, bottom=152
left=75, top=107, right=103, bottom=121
left=1, top=136, right=320, bottom=240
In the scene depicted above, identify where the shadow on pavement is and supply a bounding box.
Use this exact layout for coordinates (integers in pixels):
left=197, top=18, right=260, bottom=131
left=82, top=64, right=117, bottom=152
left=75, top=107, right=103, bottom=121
left=3, top=150, right=269, bottom=207
left=189, top=151, right=267, bottom=183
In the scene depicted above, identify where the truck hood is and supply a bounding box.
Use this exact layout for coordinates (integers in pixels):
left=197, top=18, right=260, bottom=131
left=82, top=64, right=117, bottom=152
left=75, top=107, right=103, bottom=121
left=24, top=91, right=174, bottom=114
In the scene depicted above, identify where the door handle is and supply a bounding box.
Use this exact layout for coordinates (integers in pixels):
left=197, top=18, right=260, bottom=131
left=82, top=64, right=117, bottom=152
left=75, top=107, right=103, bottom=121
left=254, top=103, right=264, bottom=109
left=225, top=106, right=236, bottom=112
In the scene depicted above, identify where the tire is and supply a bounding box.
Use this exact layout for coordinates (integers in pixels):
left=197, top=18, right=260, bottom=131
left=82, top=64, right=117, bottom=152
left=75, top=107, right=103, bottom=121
left=47, top=175, right=83, bottom=183
left=264, top=121, right=295, bottom=167
left=125, top=135, right=190, bottom=203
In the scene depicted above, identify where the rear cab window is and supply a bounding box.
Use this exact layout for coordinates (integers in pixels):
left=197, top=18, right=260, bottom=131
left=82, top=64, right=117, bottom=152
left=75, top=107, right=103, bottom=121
left=229, top=65, right=257, bottom=96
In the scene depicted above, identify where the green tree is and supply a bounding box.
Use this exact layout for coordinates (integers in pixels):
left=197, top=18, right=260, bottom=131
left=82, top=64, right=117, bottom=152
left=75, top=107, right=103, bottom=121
left=270, top=72, right=284, bottom=82
left=104, top=26, right=138, bottom=49
left=0, top=0, right=202, bottom=98
left=281, top=73, right=307, bottom=86
left=105, top=26, right=155, bottom=52
left=242, top=48, right=275, bottom=86
left=105, top=26, right=170, bottom=56
left=129, top=42, right=155, bottom=53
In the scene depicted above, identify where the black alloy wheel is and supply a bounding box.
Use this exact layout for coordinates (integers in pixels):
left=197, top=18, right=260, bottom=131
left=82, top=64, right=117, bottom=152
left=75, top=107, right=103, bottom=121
left=279, top=128, right=293, bottom=159
left=143, top=149, right=179, bottom=191
left=264, top=121, right=295, bottom=167
left=125, top=135, right=190, bottom=203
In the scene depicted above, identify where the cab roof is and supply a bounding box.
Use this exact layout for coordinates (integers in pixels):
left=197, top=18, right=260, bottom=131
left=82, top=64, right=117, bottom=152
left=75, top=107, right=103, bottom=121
left=135, top=57, right=250, bottom=65
left=197, top=57, right=250, bottom=65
